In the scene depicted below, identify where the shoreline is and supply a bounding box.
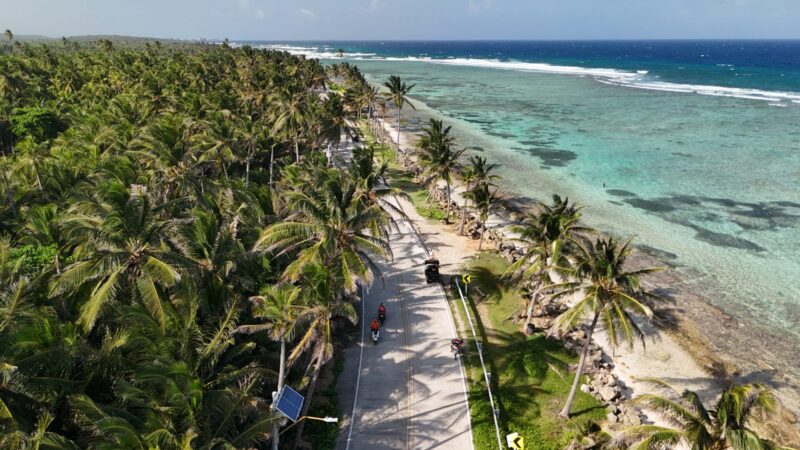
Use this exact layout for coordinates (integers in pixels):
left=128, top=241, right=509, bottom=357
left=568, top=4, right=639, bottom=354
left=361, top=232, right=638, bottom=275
left=370, top=110, right=800, bottom=445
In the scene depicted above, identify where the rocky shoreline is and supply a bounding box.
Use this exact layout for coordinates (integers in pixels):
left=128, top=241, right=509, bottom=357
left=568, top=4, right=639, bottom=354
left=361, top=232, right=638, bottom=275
left=369, top=114, right=800, bottom=447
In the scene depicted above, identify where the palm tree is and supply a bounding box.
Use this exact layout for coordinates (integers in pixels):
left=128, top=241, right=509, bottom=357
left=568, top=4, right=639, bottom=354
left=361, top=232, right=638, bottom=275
left=417, top=119, right=465, bottom=223
left=505, top=195, right=592, bottom=333
left=464, top=183, right=501, bottom=250
left=383, top=75, right=415, bottom=151
left=321, top=94, right=349, bottom=161
left=271, top=90, right=309, bottom=164
left=549, top=237, right=663, bottom=418
left=290, top=263, right=358, bottom=447
left=0, top=410, right=78, bottom=450
left=359, top=86, right=379, bottom=127
left=417, top=118, right=456, bottom=161
left=254, top=167, right=392, bottom=292
left=611, top=380, right=788, bottom=450
left=172, top=200, right=251, bottom=312
left=49, top=182, right=185, bottom=332
left=237, top=283, right=309, bottom=450
left=350, top=144, right=410, bottom=220
left=459, top=155, right=499, bottom=235
left=457, top=165, right=477, bottom=235
left=234, top=114, right=266, bottom=187
left=0, top=37, right=363, bottom=448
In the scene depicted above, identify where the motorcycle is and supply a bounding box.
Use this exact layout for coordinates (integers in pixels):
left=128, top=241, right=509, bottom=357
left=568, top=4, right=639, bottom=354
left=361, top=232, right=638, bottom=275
left=450, top=338, right=464, bottom=359
left=371, top=329, right=380, bottom=345
left=378, top=309, right=386, bottom=325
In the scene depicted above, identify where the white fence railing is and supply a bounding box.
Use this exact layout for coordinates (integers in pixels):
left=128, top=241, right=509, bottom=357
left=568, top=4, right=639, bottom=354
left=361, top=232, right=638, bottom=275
left=454, top=279, right=504, bottom=450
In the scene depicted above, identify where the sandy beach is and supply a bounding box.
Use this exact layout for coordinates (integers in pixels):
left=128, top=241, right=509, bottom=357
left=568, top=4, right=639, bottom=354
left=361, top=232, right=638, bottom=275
left=372, top=108, right=800, bottom=446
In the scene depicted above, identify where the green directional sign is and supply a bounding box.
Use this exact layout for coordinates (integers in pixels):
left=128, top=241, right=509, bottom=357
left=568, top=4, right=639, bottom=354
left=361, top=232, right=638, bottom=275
left=462, top=274, right=471, bottom=284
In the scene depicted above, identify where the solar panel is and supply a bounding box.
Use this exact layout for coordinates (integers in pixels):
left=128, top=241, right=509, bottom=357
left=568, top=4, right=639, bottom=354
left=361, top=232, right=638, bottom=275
left=275, top=386, right=304, bottom=422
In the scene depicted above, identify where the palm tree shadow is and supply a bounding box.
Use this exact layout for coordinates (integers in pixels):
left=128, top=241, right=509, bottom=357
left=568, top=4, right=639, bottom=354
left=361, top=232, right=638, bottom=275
left=569, top=405, right=605, bottom=416
left=465, top=265, right=508, bottom=304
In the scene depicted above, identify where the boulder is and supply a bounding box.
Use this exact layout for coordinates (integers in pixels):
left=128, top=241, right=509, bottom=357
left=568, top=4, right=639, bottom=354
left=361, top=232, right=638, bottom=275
left=623, top=413, right=642, bottom=426
left=530, top=316, right=551, bottom=328
left=598, top=386, right=619, bottom=402
left=606, top=411, right=619, bottom=424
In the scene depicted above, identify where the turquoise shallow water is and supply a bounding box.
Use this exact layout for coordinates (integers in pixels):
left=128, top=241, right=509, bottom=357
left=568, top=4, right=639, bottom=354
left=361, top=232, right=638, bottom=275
left=350, top=59, right=800, bottom=348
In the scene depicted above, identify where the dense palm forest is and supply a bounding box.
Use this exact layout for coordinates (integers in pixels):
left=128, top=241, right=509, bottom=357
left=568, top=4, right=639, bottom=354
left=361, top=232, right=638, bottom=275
left=0, top=39, right=385, bottom=449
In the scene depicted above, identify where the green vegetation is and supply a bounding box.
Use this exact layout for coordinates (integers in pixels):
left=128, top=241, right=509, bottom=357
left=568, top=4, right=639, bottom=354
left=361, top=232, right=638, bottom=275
left=0, top=39, right=393, bottom=449
left=549, top=237, right=664, bottom=418
left=383, top=75, right=415, bottom=148
left=611, top=380, right=787, bottom=450
left=456, top=252, right=606, bottom=449
left=416, top=118, right=464, bottom=223
left=356, top=119, right=448, bottom=222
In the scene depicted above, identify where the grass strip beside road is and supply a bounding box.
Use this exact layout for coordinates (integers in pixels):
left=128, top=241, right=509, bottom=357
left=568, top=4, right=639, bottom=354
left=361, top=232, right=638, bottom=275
left=453, top=252, right=607, bottom=450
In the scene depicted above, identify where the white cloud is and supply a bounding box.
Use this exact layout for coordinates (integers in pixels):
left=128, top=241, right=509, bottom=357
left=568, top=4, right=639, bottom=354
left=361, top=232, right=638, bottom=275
left=299, top=8, right=317, bottom=20
left=256, top=9, right=265, bottom=20
left=467, top=0, right=496, bottom=14
left=368, top=0, right=387, bottom=13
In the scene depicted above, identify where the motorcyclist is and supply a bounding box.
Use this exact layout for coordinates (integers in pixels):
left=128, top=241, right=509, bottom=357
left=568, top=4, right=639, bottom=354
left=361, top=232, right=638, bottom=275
left=378, top=303, right=386, bottom=321
left=450, top=338, right=464, bottom=357
left=370, top=318, right=380, bottom=333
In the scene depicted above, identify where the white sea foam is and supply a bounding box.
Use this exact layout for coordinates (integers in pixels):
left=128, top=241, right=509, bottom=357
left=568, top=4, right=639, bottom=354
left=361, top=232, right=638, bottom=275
left=426, top=57, right=642, bottom=82
left=257, top=44, right=376, bottom=60
left=262, top=43, right=800, bottom=106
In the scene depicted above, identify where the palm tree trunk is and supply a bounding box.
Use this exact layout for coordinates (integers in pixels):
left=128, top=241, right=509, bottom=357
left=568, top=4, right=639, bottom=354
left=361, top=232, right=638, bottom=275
left=523, top=286, right=539, bottom=334
left=459, top=198, right=469, bottom=235
left=245, top=158, right=251, bottom=187
left=269, top=146, right=275, bottom=185
left=294, top=139, right=300, bottom=164
left=560, top=311, right=600, bottom=418
left=278, top=339, right=286, bottom=392
left=271, top=339, right=287, bottom=450
left=379, top=112, right=385, bottom=146
left=395, top=108, right=401, bottom=154
left=445, top=180, right=451, bottom=224
left=33, top=159, right=43, bottom=191
left=479, top=226, right=485, bottom=250
left=293, top=349, right=324, bottom=450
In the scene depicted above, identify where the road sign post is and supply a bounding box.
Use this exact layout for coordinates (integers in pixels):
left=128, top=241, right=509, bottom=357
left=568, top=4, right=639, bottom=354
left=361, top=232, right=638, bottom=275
left=462, top=274, right=471, bottom=296
left=506, top=432, right=525, bottom=449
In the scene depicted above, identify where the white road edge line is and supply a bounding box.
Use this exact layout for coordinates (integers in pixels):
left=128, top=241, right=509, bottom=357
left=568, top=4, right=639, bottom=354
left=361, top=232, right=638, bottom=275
left=344, top=284, right=366, bottom=450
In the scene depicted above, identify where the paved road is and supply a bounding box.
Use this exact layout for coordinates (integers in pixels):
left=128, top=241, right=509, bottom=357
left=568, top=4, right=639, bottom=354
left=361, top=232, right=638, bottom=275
left=337, top=211, right=474, bottom=450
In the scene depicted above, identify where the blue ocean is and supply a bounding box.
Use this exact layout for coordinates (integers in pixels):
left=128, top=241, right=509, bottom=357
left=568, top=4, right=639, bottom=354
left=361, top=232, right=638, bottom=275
left=250, top=40, right=800, bottom=393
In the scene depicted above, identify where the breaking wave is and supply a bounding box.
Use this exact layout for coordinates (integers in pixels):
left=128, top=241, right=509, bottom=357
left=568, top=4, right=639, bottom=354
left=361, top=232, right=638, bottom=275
left=258, top=44, right=800, bottom=105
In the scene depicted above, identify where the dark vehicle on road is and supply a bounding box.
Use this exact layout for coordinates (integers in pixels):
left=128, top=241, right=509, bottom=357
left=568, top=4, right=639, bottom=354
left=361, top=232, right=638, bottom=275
left=424, top=257, right=440, bottom=283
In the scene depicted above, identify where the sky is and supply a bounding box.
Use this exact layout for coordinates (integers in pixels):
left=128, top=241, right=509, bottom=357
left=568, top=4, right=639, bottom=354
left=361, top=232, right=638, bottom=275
left=3, top=0, right=800, bottom=41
